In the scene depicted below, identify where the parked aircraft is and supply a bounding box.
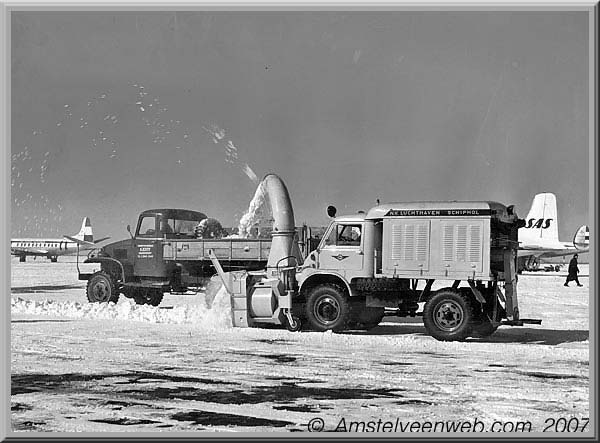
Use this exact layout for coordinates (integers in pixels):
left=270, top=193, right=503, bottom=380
left=517, top=193, right=589, bottom=271
left=11, top=217, right=109, bottom=262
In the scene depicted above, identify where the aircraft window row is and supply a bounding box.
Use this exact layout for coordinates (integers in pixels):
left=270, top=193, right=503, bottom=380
left=16, top=242, right=62, bottom=248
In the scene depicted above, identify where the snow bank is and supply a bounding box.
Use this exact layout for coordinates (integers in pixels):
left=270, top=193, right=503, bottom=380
left=11, top=286, right=233, bottom=329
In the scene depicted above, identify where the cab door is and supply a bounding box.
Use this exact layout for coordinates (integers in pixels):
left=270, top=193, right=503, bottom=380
left=133, top=214, right=167, bottom=278
left=318, top=223, right=364, bottom=275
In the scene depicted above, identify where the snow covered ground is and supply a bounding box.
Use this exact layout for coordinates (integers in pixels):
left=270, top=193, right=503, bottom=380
left=10, top=258, right=590, bottom=434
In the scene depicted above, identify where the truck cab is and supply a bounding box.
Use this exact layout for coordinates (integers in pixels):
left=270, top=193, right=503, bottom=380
left=131, top=209, right=207, bottom=279
left=313, top=215, right=370, bottom=277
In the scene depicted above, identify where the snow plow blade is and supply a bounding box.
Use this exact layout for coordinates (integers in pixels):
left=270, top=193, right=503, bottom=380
left=501, top=318, right=542, bottom=326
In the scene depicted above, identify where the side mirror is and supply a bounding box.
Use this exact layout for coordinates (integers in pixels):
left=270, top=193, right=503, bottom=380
left=126, top=224, right=134, bottom=239
left=327, top=205, right=337, bottom=218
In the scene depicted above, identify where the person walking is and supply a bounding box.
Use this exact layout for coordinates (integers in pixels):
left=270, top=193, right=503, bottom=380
left=564, top=254, right=583, bottom=287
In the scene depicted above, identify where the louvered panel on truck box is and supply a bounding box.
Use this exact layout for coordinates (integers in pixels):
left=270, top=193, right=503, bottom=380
left=440, top=220, right=485, bottom=273
left=381, top=217, right=491, bottom=279
left=382, top=219, right=431, bottom=274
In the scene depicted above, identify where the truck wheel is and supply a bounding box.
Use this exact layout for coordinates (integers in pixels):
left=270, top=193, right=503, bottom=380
left=305, top=284, right=351, bottom=332
left=423, top=290, right=474, bottom=341
left=134, top=289, right=164, bottom=307
left=87, top=271, right=119, bottom=304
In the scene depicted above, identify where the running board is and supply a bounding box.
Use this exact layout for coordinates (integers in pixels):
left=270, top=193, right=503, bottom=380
left=501, top=318, right=542, bottom=326
left=122, top=281, right=171, bottom=290
left=384, top=308, right=421, bottom=317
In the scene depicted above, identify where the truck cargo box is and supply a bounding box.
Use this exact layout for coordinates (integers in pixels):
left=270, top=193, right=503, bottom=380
left=163, top=238, right=272, bottom=261
left=372, top=202, right=498, bottom=281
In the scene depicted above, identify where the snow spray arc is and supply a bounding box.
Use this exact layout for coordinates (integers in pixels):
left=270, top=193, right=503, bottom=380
left=237, top=178, right=273, bottom=238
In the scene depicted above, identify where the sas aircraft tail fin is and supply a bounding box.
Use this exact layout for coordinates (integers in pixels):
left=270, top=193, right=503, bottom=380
left=519, top=193, right=559, bottom=244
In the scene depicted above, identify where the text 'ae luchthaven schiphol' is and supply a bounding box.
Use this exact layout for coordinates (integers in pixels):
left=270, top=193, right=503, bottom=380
left=306, top=416, right=590, bottom=433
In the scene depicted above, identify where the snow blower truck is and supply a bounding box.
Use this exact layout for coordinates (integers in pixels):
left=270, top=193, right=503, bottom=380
left=210, top=174, right=541, bottom=341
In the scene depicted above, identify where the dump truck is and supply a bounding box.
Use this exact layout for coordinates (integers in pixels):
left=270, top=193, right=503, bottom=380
left=78, top=208, right=318, bottom=306
left=212, top=174, right=541, bottom=341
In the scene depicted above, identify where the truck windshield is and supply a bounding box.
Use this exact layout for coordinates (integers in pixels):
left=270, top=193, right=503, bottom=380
left=323, top=223, right=362, bottom=247
left=138, top=216, right=157, bottom=237
left=137, top=215, right=205, bottom=238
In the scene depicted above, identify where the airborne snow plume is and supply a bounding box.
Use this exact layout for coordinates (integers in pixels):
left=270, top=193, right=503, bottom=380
left=242, top=163, right=259, bottom=184
left=237, top=179, right=271, bottom=238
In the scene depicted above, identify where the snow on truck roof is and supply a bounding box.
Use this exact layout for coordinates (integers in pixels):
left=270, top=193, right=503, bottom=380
left=365, top=201, right=513, bottom=220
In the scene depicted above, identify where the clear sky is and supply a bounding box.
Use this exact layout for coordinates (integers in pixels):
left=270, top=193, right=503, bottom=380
left=10, top=10, right=589, bottom=242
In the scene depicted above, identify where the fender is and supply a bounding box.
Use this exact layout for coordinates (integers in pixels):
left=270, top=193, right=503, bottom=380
left=297, top=269, right=356, bottom=298
left=84, top=257, right=126, bottom=283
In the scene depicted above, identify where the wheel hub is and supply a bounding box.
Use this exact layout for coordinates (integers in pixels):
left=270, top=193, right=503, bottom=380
left=434, top=301, right=464, bottom=332
left=93, top=281, right=109, bottom=301
left=314, top=296, right=341, bottom=324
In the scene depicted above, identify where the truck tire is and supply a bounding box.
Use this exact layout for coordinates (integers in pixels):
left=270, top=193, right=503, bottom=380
left=133, top=289, right=164, bottom=307
left=87, top=271, right=119, bottom=304
left=423, top=289, right=474, bottom=341
left=305, top=284, right=351, bottom=332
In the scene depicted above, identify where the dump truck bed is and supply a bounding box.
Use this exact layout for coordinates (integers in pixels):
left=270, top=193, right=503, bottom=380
left=162, top=238, right=272, bottom=262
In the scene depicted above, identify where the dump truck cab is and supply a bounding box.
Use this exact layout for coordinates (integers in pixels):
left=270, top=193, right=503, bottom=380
left=130, top=209, right=207, bottom=278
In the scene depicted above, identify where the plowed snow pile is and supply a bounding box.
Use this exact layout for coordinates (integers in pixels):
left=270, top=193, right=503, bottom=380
left=11, top=285, right=232, bottom=329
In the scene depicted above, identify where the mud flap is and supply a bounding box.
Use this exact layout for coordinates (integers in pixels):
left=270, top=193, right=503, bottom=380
left=503, top=249, right=519, bottom=321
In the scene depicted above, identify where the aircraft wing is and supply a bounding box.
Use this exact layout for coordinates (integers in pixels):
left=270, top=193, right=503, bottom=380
left=93, top=236, right=111, bottom=244
left=63, top=235, right=96, bottom=247
left=517, top=246, right=578, bottom=259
